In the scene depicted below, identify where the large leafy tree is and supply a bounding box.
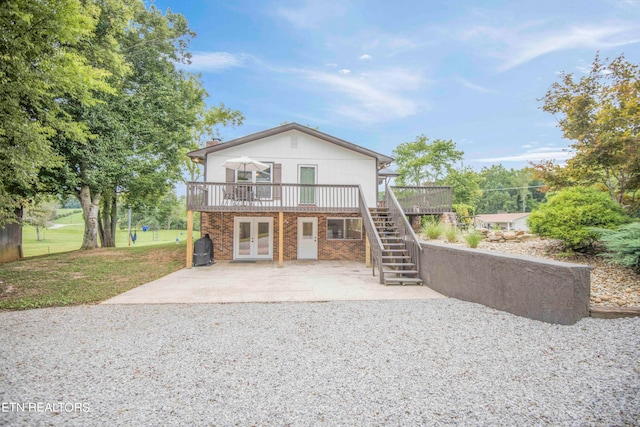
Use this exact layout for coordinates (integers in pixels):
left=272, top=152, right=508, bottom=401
left=534, top=54, right=640, bottom=213
left=43, top=2, right=243, bottom=249
left=0, top=0, right=115, bottom=226
left=442, top=167, right=482, bottom=207
left=393, top=135, right=464, bottom=186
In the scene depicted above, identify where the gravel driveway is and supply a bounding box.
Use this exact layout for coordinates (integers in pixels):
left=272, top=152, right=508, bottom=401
left=1, top=299, right=638, bottom=426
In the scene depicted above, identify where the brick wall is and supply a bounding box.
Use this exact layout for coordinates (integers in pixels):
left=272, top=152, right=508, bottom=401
left=201, top=211, right=365, bottom=261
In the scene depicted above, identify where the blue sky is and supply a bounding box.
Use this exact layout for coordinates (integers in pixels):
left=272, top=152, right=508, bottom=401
left=152, top=0, right=640, bottom=171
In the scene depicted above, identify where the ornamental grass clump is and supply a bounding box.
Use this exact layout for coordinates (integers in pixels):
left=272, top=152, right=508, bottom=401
left=444, top=225, right=459, bottom=243
left=421, top=218, right=444, bottom=240
left=464, top=232, right=483, bottom=248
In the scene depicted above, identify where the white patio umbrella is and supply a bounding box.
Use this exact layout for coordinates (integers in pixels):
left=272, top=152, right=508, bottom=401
left=222, top=156, right=269, bottom=203
left=222, top=156, right=269, bottom=176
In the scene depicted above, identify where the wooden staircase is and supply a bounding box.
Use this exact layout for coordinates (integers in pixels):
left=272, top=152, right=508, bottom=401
left=369, top=207, right=423, bottom=286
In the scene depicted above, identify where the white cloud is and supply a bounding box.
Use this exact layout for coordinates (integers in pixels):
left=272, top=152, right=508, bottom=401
left=465, top=22, right=640, bottom=71
left=339, top=69, right=351, bottom=74
left=325, top=63, right=338, bottom=68
left=187, top=52, right=245, bottom=72
left=297, top=68, right=425, bottom=123
left=276, top=1, right=347, bottom=29
left=365, top=34, right=418, bottom=53
left=456, top=77, right=493, bottom=93
left=476, top=147, right=573, bottom=163
left=359, top=54, right=373, bottom=60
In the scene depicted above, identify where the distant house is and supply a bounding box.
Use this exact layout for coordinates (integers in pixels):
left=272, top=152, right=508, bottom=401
left=475, top=213, right=530, bottom=231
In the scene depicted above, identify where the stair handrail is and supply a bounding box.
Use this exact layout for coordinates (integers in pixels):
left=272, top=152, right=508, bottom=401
left=385, top=185, right=423, bottom=275
left=357, top=185, right=384, bottom=283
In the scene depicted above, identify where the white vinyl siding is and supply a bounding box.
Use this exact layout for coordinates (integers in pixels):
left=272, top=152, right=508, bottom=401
left=205, top=130, right=378, bottom=207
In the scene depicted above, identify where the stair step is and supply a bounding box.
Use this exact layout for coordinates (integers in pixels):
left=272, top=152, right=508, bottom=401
left=383, top=267, right=419, bottom=273
left=382, top=262, right=416, bottom=268
left=384, top=277, right=423, bottom=286
left=382, top=248, right=407, bottom=252
left=381, top=255, right=411, bottom=260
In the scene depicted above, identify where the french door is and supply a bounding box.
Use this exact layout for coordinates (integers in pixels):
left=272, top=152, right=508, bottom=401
left=234, top=217, right=273, bottom=260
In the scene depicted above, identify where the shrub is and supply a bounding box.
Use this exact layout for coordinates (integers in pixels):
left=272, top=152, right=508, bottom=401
left=444, top=226, right=459, bottom=243
left=464, top=232, right=483, bottom=248
left=452, top=203, right=475, bottom=227
left=528, top=187, right=628, bottom=252
left=597, top=222, right=640, bottom=271
left=421, top=218, right=444, bottom=240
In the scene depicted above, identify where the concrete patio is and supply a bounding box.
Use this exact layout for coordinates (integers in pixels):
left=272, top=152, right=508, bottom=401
left=102, top=260, right=444, bottom=304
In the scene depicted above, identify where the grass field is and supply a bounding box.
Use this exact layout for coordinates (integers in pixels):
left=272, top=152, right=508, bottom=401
left=23, top=209, right=200, bottom=257
left=0, top=242, right=187, bottom=310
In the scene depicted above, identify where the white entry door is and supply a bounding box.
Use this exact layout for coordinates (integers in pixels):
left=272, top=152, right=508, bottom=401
left=234, top=217, right=273, bottom=260
left=297, top=217, right=318, bottom=260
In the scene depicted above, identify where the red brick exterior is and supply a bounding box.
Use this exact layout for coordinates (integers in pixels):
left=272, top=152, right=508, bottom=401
left=201, top=211, right=366, bottom=261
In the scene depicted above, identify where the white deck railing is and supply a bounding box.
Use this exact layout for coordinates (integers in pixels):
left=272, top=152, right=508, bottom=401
left=187, top=182, right=361, bottom=213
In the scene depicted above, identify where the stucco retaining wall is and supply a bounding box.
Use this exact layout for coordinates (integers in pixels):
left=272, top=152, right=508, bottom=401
left=419, top=241, right=591, bottom=325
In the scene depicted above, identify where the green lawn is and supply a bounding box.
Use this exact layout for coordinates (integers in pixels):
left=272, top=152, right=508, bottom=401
left=23, top=217, right=200, bottom=257
left=0, top=242, right=187, bottom=310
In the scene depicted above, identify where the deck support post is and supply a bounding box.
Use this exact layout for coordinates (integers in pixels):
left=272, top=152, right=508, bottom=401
left=365, top=234, right=371, bottom=267
left=186, top=210, right=193, bottom=269
left=278, top=211, right=284, bottom=268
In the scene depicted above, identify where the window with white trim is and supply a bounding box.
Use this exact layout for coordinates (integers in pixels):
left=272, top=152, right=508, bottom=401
left=327, top=218, right=362, bottom=240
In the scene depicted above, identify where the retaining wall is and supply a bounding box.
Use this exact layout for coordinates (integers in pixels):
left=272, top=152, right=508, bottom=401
left=419, top=241, right=591, bottom=325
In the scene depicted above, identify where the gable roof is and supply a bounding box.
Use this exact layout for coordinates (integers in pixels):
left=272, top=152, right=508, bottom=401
left=475, top=213, right=530, bottom=223
left=187, top=122, right=394, bottom=168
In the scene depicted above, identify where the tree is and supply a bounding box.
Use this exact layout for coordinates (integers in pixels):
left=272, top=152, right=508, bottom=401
left=477, top=166, right=541, bottom=214
left=392, top=135, right=463, bottom=186
left=442, top=167, right=482, bottom=207
left=23, top=199, right=58, bottom=241
left=181, top=104, right=245, bottom=183
left=43, top=2, right=243, bottom=249
left=477, top=165, right=519, bottom=214
left=535, top=54, right=640, bottom=214
left=0, top=0, right=116, bottom=226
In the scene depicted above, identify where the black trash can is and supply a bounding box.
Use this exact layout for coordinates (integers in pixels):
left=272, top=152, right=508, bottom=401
left=193, top=234, right=214, bottom=266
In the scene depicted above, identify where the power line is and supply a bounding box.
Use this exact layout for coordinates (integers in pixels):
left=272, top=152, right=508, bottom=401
left=482, top=185, right=545, bottom=191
